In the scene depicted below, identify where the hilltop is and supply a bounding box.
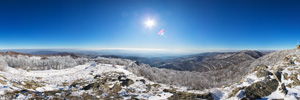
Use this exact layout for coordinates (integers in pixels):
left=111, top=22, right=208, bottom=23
left=0, top=49, right=299, bottom=99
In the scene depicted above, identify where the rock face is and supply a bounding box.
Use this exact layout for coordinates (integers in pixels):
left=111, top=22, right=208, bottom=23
left=244, top=79, right=278, bottom=99
left=253, top=65, right=273, bottom=78
left=169, top=92, right=213, bottom=100
left=163, top=89, right=214, bottom=100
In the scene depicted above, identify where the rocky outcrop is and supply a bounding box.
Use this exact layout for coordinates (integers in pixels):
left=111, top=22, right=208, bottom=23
left=166, top=91, right=213, bottom=100
left=244, top=78, right=278, bottom=99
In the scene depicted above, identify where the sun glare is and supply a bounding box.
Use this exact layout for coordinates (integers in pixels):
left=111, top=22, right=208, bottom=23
left=145, top=19, right=155, bottom=28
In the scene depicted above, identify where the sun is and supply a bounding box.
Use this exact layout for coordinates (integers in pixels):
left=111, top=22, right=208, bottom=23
left=145, top=19, right=155, bottom=28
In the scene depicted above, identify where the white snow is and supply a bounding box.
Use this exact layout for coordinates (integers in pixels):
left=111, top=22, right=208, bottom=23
left=265, top=90, right=285, bottom=99
left=0, top=62, right=177, bottom=99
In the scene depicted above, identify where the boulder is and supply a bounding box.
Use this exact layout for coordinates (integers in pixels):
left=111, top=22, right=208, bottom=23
left=244, top=79, right=278, bottom=99
left=121, top=79, right=134, bottom=86
left=167, top=91, right=213, bottom=100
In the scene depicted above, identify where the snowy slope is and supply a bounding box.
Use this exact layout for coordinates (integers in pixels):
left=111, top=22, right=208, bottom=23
left=0, top=61, right=211, bottom=99
left=193, top=49, right=300, bottom=100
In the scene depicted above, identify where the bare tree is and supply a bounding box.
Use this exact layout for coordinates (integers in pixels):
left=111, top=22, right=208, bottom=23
left=0, top=56, right=8, bottom=71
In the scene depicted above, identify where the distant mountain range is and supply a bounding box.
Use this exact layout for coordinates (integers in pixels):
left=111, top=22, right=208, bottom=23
left=118, top=50, right=270, bottom=72
left=0, top=49, right=273, bottom=72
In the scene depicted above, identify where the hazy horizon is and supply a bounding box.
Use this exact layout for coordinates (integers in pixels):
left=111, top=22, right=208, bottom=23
left=0, top=48, right=277, bottom=57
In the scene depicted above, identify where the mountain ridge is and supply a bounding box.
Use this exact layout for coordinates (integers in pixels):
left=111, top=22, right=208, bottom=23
left=0, top=49, right=299, bottom=99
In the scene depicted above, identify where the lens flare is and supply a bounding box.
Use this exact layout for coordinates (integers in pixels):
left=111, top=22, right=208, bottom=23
left=157, top=29, right=164, bottom=36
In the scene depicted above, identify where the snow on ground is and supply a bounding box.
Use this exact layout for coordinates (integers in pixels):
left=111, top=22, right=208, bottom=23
left=202, top=50, right=300, bottom=100
left=264, top=83, right=286, bottom=100
left=0, top=62, right=176, bottom=99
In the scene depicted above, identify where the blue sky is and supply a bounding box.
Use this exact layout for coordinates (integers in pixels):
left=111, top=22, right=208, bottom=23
left=0, top=0, right=300, bottom=50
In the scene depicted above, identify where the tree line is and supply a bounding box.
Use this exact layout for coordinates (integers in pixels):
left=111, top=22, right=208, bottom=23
left=0, top=55, right=88, bottom=71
